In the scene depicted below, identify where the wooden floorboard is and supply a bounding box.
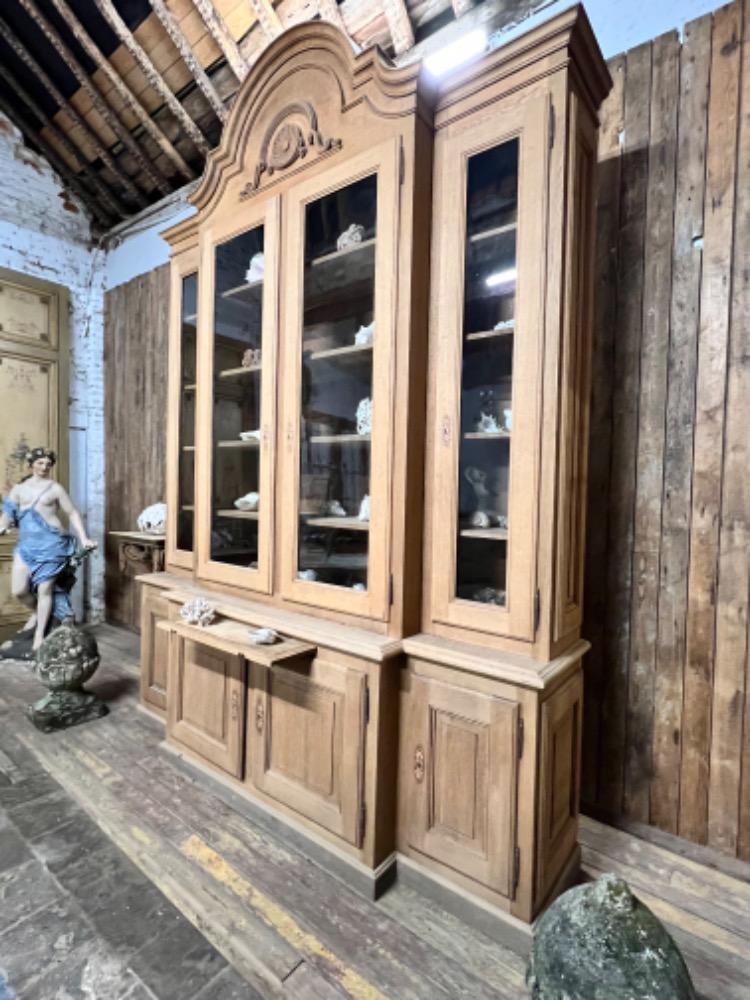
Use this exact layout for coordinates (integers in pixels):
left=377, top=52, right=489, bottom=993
left=1, top=628, right=749, bottom=999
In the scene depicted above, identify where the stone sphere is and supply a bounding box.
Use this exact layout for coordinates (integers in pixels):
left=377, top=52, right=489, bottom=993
left=35, top=625, right=101, bottom=692
left=527, top=873, right=696, bottom=999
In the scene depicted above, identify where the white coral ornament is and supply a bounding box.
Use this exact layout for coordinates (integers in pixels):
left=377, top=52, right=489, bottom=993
left=245, top=252, right=264, bottom=283
left=137, top=502, right=167, bottom=535
left=356, top=398, right=372, bottom=436
left=358, top=495, right=370, bottom=522
left=248, top=627, right=280, bottom=645
left=354, top=322, right=374, bottom=347
left=234, top=492, right=259, bottom=512
left=180, top=598, right=216, bottom=627
left=337, top=223, right=365, bottom=251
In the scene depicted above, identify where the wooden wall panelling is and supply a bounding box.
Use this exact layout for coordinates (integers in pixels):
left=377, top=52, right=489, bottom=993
left=598, top=40, right=651, bottom=818
left=581, top=53, right=624, bottom=807
left=712, top=0, right=750, bottom=856
left=650, top=12, right=711, bottom=836
left=104, top=265, right=170, bottom=629
left=680, top=0, right=742, bottom=845
left=624, top=30, right=679, bottom=823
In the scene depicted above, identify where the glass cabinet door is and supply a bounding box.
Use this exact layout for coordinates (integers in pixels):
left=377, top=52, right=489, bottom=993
left=177, top=272, right=197, bottom=552
left=429, top=99, right=546, bottom=639
left=197, top=201, right=279, bottom=592
left=280, top=142, right=399, bottom=619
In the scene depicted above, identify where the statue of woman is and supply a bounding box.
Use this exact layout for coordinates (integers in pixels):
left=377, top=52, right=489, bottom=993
left=0, top=447, right=96, bottom=653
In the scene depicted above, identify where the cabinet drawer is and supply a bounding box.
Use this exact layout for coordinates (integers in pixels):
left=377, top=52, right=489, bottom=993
left=402, top=674, right=519, bottom=897
left=247, top=658, right=366, bottom=845
left=166, top=630, right=246, bottom=778
left=140, top=588, right=170, bottom=713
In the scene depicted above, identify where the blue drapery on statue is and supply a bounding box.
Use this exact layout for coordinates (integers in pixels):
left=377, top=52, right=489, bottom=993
left=2, top=498, right=78, bottom=621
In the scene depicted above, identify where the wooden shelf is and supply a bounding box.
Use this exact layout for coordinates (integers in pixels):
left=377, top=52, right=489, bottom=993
left=182, top=312, right=197, bottom=324
left=463, top=431, right=510, bottom=440
left=305, top=239, right=375, bottom=306
left=216, top=509, right=259, bottom=520
left=183, top=383, right=197, bottom=391
left=304, top=516, right=369, bottom=531
left=222, top=279, right=263, bottom=303
left=459, top=526, right=508, bottom=540
left=183, top=445, right=195, bottom=452
left=466, top=324, right=514, bottom=341
left=217, top=439, right=260, bottom=449
left=310, top=238, right=375, bottom=269
left=468, top=221, right=517, bottom=244
left=308, top=343, right=373, bottom=362
left=218, top=365, right=261, bottom=378
left=181, top=505, right=194, bottom=512
left=309, top=433, right=371, bottom=444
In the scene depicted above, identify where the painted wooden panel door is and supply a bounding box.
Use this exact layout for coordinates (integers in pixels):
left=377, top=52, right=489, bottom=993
left=248, top=659, right=366, bottom=844
left=139, top=588, right=171, bottom=714
left=0, top=267, right=68, bottom=642
left=405, top=675, right=519, bottom=896
left=427, top=95, right=548, bottom=640
left=278, top=139, right=400, bottom=621
left=167, top=629, right=246, bottom=777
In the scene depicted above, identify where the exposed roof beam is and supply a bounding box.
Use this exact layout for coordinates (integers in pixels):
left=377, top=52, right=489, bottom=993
left=0, top=14, right=148, bottom=209
left=452, top=0, right=475, bottom=14
left=0, top=63, right=126, bottom=222
left=0, top=95, right=113, bottom=228
left=192, top=0, right=247, bottom=83
left=18, top=0, right=172, bottom=197
left=92, top=0, right=212, bottom=157
left=247, top=0, right=283, bottom=39
left=317, top=0, right=347, bottom=31
left=148, top=0, right=227, bottom=123
left=48, top=0, right=196, bottom=181
left=382, top=0, right=414, bottom=55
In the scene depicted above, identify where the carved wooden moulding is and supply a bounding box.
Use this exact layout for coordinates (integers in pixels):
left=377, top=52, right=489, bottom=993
left=240, top=101, right=342, bottom=200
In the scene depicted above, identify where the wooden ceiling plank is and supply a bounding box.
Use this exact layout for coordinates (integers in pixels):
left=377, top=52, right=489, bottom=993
left=192, top=0, right=248, bottom=81
left=0, top=93, right=113, bottom=227
left=247, top=0, right=283, bottom=39
left=93, top=0, right=212, bottom=157
left=0, top=13, right=147, bottom=209
left=17, top=0, right=172, bottom=196
left=148, top=0, right=227, bottom=122
left=48, top=0, right=197, bottom=181
left=381, top=0, right=415, bottom=54
left=0, top=63, right=127, bottom=221
left=317, top=0, right=347, bottom=31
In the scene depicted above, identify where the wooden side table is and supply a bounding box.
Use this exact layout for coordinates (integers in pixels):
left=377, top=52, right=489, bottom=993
left=109, top=531, right=166, bottom=575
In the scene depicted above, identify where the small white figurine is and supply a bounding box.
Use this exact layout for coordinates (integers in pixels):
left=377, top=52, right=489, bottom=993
left=137, top=502, right=167, bottom=535
left=352, top=583, right=366, bottom=592
left=180, top=598, right=216, bottom=627
left=325, top=500, right=347, bottom=517
left=475, top=412, right=500, bottom=434
left=496, top=513, right=508, bottom=529
left=242, top=348, right=261, bottom=368
left=298, top=568, right=318, bottom=582
left=358, top=495, right=370, bottom=522
left=356, top=397, right=372, bottom=436
left=245, top=252, right=264, bottom=284
left=493, top=318, right=514, bottom=331
left=234, top=492, right=259, bottom=512
left=470, top=510, right=491, bottom=528
left=337, top=223, right=365, bottom=251
left=248, top=627, right=280, bottom=645
left=502, top=408, right=512, bottom=431
left=239, top=429, right=262, bottom=442
left=354, top=322, right=374, bottom=347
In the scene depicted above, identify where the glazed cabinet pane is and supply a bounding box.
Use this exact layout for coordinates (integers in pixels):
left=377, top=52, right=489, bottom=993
left=198, top=201, right=278, bottom=592
left=177, top=272, right=197, bottom=551
left=280, top=142, right=399, bottom=618
left=429, top=98, right=546, bottom=640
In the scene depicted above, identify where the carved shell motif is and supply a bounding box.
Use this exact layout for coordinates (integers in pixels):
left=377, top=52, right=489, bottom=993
left=240, top=101, right=342, bottom=200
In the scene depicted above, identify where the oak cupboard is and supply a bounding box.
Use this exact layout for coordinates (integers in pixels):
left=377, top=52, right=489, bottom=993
left=138, top=6, right=609, bottom=927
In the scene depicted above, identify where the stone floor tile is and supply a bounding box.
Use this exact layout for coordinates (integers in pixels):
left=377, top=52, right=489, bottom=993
left=128, top=917, right=229, bottom=1000
left=0, top=860, right=62, bottom=934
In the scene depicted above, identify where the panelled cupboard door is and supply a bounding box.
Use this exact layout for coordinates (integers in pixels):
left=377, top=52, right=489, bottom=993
left=248, top=660, right=366, bottom=845
left=428, top=95, right=548, bottom=641
left=139, top=589, right=170, bottom=713
left=166, top=251, right=199, bottom=569
left=278, top=139, right=400, bottom=621
left=196, top=197, right=281, bottom=594
left=166, top=630, right=246, bottom=778
left=405, top=675, right=518, bottom=897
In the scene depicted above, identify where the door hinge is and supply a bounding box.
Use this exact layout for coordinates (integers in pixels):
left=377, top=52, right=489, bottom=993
left=513, top=846, right=521, bottom=894
left=359, top=802, right=367, bottom=843
left=399, top=144, right=405, bottom=185
left=516, top=716, right=524, bottom=760
left=548, top=103, right=556, bottom=149
left=364, top=685, right=370, bottom=725
left=534, top=589, right=541, bottom=634
left=389, top=574, right=394, bottom=606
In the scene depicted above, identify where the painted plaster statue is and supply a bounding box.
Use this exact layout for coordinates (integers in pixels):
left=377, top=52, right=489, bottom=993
left=0, top=447, right=97, bottom=654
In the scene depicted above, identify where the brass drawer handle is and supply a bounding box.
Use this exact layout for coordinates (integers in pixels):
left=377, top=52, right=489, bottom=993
left=414, top=745, right=425, bottom=783
left=255, top=699, right=265, bottom=732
